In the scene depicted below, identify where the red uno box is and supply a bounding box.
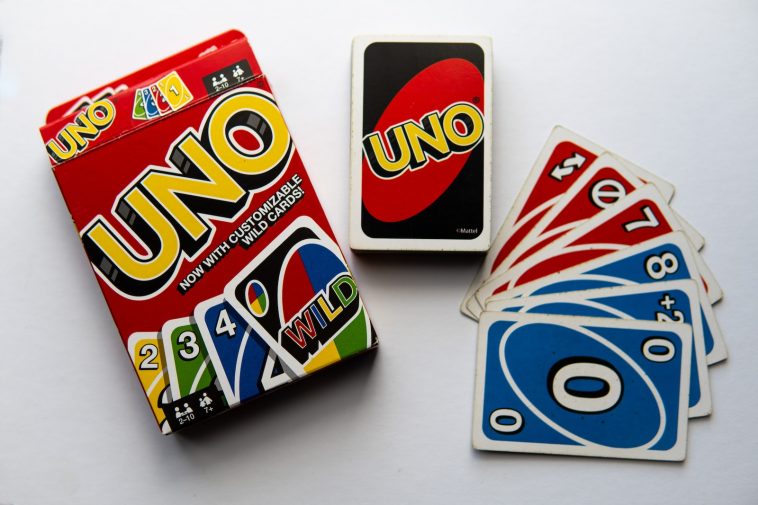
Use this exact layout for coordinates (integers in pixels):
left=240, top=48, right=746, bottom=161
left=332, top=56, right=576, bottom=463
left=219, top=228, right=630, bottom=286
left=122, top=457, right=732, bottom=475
left=40, top=30, right=378, bottom=434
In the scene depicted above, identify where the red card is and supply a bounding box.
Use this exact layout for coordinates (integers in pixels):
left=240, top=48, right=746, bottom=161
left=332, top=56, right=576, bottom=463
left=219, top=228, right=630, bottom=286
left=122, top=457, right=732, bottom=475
left=506, top=154, right=644, bottom=270
left=487, top=184, right=683, bottom=296
left=490, top=139, right=598, bottom=271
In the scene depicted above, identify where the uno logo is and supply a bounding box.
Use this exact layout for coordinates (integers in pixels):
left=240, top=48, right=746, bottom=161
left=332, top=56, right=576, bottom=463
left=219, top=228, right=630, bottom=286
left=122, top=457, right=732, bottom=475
left=81, top=88, right=293, bottom=299
left=363, top=101, right=484, bottom=179
left=46, top=99, right=116, bottom=163
left=362, top=58, right=485, bottom=223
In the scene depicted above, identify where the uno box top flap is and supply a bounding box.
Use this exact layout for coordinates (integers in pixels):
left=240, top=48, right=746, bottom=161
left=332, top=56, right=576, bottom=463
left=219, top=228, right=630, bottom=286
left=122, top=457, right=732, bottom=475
left=44, top=30, right=254, bottom=124
left=41, top=30, right=264, bottom=168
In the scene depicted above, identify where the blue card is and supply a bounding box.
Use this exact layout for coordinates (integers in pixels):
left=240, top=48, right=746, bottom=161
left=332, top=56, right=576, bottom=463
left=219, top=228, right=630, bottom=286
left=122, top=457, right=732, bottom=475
left=194, top=295, right=292, bottom=406
left=483, top=232, right=726, bottom=365
left=142, top=87, right=160, bottom=119
left=486, top=281, right=711, bottom=417
left=473, top=312, right=691, bottom=460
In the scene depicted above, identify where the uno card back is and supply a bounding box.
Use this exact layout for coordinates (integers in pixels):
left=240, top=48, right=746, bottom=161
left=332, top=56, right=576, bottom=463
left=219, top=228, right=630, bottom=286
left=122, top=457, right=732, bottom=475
left=350, top=36, right=492, bottom=252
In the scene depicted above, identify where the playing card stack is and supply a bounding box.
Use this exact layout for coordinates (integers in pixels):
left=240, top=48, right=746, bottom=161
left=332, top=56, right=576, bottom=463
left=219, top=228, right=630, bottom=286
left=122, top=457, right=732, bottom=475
left=464, top=126, right=725, bottom=461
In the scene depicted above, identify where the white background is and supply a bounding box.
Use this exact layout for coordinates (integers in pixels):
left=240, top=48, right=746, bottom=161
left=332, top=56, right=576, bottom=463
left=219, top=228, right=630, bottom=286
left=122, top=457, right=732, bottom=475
left=1, top=1, right=757, bottom=503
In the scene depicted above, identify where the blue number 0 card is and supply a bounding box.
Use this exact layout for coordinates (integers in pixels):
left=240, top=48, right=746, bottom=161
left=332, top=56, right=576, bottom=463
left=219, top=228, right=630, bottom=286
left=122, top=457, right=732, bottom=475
left=472, top=311, right=692, bottom=461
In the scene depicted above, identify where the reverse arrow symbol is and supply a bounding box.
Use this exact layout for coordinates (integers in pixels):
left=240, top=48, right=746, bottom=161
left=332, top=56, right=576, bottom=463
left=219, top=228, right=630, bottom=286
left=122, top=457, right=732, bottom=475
left=550, top=152, right=587, bottom=181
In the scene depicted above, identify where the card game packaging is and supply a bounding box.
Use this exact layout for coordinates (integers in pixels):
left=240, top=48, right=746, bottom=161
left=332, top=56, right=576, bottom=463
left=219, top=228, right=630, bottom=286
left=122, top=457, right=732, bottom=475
left=40, top=30, right=378, bottom=434
left=350, top=36, right=492, bottom=252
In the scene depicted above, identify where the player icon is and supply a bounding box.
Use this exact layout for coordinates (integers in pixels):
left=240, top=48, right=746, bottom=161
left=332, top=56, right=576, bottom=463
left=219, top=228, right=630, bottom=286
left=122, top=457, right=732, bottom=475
left=199, top=392, right=213, bottom=408
left=232, top=65, right=245, bottom=79
left=212, top=74, right=229, bottom=89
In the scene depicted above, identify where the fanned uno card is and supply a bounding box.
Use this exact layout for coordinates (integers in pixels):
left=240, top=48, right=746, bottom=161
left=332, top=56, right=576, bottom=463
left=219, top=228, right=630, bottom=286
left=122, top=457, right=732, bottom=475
left=491, top=153, right=704, bottom=280
left=483, top=232, right=726, bottom=364
left=225, top=216, right=376, bottom=377
left=473, top=312, right=691, bottom=461
left=350, top=36, right=492, bottom=252
left=127, top=332, right=173, bottom=434
left=461, top=126, right=676, bottom=317
left=492, top=152, right=646, bottom=277
left=485, top=281, right=711, bottom=417
left=41, top=31, right=379, bottom=433
left=475, top=184, right=714, bottom=304
left=161, top=317, right=227, bottom=429
left=194, top=295, right=293, bottom=407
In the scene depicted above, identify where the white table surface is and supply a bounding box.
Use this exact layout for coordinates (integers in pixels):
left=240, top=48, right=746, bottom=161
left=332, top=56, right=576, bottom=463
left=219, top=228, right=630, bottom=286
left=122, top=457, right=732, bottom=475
left=1, top=1, right=757, bottom=503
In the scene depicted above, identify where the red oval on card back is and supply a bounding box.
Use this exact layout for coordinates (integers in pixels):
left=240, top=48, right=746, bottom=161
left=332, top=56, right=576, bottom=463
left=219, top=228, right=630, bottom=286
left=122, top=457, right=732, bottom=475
left=362, top=58, right=484, bottom=223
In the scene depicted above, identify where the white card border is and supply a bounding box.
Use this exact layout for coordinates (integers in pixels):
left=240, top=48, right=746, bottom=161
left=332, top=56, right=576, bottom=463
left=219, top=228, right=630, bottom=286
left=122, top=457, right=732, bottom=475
left=349, top=35, right=493, bottom=252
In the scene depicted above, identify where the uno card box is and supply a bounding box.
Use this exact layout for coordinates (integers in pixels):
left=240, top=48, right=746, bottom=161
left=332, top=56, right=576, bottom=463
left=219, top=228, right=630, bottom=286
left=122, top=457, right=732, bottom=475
left=350, top=36, right=493, bottom=252
left=40, top=30, right=378, bottom=434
